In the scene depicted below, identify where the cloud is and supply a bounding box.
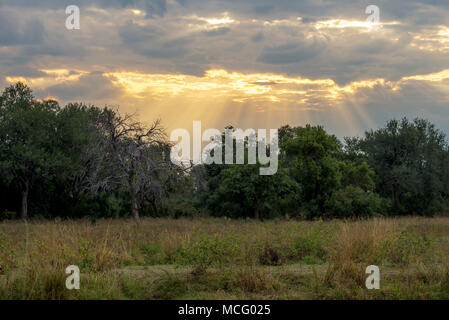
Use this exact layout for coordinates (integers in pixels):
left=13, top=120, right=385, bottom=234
left=0, top=8, right=45, bottom=45
left=42, top=73, right=122, bottom=102
left=118, top=20, right=162, bottom=43
left=258, top=40, right=325, bottom=64
left=3, top=69, right=123, bottom=104
left=1, top=0, right=449, bottom=137
left=202, top=27, right=230, bottom=36
left=0, top=0, right=169, bottom=18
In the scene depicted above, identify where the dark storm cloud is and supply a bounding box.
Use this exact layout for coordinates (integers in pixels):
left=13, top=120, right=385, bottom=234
left=127, top=36, right=190, bottom=59
left=118, top=20, right=162, bottom=43
left=0, top=0, right=170, bottom=18
left=351, top=81, right=449, bottom=135
left=1, top=0, right=447, bottom=81
left=251, top=31, right=264, bottom=42
left=118, top=20, right=191, bottom=59
left=1, top=0, right=449, bottom=136
left=258, top=41, right=324, bottom=64
left=202, top=27, right=230, bottom=36
left=2, top=67, right=46, bottom=78
left=18, top=41, right=87, bottom=59
left=40, top=73, right=122, bottom=102
left=0, top=8, right=44, bottom=45
left=1, top=0, right=448, bottom=80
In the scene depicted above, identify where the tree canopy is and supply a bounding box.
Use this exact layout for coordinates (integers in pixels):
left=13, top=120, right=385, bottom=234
left=1, top=83, right=448, bottom=220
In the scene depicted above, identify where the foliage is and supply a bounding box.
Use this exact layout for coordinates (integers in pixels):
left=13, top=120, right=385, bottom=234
left=0, top=83, right=448, bottom=219
left=359, top=118, right=449, bottom=215
left=281, top=125, right=342, bottom=217
left=327, top=186, right=383, bottom=218
left=206, top=165, right=300, bottom=219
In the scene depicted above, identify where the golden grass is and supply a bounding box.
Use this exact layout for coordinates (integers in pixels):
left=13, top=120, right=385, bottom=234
left=0, top=216, right=448, bottom=299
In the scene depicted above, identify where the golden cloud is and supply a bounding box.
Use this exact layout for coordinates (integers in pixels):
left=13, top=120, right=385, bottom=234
left=7, top=67, right=449, bottom=110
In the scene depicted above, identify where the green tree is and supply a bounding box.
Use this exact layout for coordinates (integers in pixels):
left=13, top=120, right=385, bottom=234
left=360, top=118, right=449, bottom=215
left=327, top=185, right=383, bottom=218
left=198, top=126, right=299, bottom=219
left=0, top=83, right=63, bottom=219
left=281, top=125, right=342, bottom=217
left=340, top=161, right=375, bottom=192
left=207, top=163, right=299, bottom=219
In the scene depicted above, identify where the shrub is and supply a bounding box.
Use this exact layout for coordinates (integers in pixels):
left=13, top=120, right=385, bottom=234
left=377, top=230, right=433, bottom=265
left=0, top=210, right=16, bottom=220
left=151, top=273, right=188, bottom=299
left=173, top=233, right=241, bottom=269
left=220, top=266, right=280, bottom=293
left=290, top=236, right=327, bottom=263
left=259, top=245, right=282, bottom=265
left=327, top=186, right=383, bottom=218
left=138, top=242, right=165, bottom=265
left=163, top=197, right=202, bottom=218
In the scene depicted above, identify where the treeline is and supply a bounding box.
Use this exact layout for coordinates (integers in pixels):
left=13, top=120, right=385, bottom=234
left=1, top=83, right=449, bottom=220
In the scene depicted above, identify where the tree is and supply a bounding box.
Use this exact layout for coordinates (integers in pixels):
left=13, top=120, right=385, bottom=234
left=56, top=103, right=104, bottom=197
left=85, top=108, right=176, bottom=222
left=360, top=118, right=449, bottom=215
left=193, top=126, right=297, bottom=219
left=340, top=161, right=375, bottom=192
left=281, top=125, right=342, bottom=217
left=0, top=83, right=63, bottom=219
left=206, top=163, right=299, bottom=219
left=327, top=185, right=382, bottom=219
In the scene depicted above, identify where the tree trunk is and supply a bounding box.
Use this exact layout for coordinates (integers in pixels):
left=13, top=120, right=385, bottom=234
left=131, top=192, right=139, bottom=223
left=393, top=184, right=400, bottom=209
left=253, top=198, right=259, bottom=220
left=150, top=199, right=158, bottom=216
left=128, top=161, right=139, bottom=223
left=21, top=181, right=29, bottom=220
left=129, top=171, right=139, bottom=223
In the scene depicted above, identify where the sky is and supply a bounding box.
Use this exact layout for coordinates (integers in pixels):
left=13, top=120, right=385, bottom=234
left=1, top=0, right=449, bottom=138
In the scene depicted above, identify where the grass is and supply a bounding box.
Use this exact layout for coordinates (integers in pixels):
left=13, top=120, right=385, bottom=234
left=1, top=216, right=449, bottom=299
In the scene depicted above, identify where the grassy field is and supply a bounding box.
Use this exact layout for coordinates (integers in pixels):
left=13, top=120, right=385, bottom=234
left=1, top=217, right=449, bottom=299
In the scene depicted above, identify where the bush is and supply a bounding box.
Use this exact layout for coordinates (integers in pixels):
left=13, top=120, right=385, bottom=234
left=290, top=236, right=327, bottom=263
left=151, top=273, right=188, bottom=299
left=259, top=245, right=282, bottom=265
left=0, top=210, right=16, bottom=220
left=173, top=233, right=241, bottom=269
left=377, top=230, right=433, bottom=266
left=138, top=242, right=165, bottom=265
left=162, top=197, right=202, bottom=218
left=327, top=186, right=383, bottom=218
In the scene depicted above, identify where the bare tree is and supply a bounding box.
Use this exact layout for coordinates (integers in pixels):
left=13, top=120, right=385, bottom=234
left=80, top=108, right=178, bottom=223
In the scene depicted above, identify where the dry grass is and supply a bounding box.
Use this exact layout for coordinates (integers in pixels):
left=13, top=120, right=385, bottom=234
left=0, top=216, right=449, bottom=299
